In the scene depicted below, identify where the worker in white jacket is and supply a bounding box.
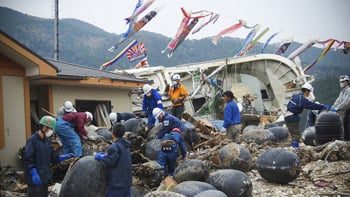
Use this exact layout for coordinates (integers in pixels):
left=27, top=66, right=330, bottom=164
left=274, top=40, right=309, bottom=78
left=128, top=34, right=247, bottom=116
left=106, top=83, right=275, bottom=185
left=332, top=75, right=350, bottom=140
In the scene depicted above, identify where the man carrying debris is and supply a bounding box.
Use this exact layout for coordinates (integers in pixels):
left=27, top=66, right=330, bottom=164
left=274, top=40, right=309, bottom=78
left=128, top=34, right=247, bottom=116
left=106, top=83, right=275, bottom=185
left=153, top=107, right=187, bottom=139
left=222, top=90, right=241, bottom=142
left=24, top=116, right=75, bottom=197
left=285, top=83, right=331, bottom=146
left=157, top=128, right=187, bottom=177
left=332, top=75, right=350, bottom=140
left=168, top=74, right=188, bottom=120
left=55, top=111, right=93, bottom=157
left=95, top=123, right=132, bottom=197
left=109, top=112, right=136, bottom=124
left=142, top=84, right=163, bottom=129
left=57, top=100, right=77, bottom=116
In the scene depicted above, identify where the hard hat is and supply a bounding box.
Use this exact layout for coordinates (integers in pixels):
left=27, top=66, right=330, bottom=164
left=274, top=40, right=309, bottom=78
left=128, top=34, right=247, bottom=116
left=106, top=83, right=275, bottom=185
left=339, top=75, right=350, bottom=82
left=152, top=107, right=163, bottom=119
left=85, top=111, right=93, bottom=122
left=172, top=74, right=181, bottom=81
left=301, top=83, right=313, bottom=91
left=109, top=112, right=117, bottom=123
left=64, top=101, right=75, bottom=112
left=39, top=115, right=56, bottom=129
left=143, top=84, right=153, bottom=94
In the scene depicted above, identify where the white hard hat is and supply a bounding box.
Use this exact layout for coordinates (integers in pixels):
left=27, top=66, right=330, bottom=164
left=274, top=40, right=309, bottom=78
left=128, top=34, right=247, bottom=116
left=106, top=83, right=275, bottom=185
left=172, top=74, right=181, bottom=81
left=85, top=111, right=93, bottom=122
left=301, top=83, right=313, bottom=91
left=143, top=84, right=153, bottom=94
left=64, top=101, right=76, bottom=112
left=339, top=75, right=350, bottom=82
left=109, top=112, right=117, bottom=124
left=152, top=108, right=163, bottom=119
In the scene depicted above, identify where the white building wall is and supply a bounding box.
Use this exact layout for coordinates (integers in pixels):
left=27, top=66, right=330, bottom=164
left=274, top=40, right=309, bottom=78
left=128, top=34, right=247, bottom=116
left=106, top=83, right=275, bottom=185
left=52, top=85, right=133, bottom=114
left=0, top=76, right=26, bottom=168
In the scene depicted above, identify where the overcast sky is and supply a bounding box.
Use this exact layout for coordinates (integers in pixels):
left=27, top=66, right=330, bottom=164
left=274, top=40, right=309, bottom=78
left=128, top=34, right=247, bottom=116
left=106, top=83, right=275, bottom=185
left=1, top=0, right=349, bottom=44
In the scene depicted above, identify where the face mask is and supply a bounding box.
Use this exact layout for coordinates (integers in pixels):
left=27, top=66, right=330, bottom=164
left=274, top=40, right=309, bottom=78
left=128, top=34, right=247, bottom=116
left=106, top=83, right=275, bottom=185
left=172, top=81, right=178, bottom=86
left=340, top=82, right=346, bottom=88
left=146, top=92, right=151, bottom=97
left=306, top=92, right=315, bottom=102
left=46, top=129, right=53, bottom=137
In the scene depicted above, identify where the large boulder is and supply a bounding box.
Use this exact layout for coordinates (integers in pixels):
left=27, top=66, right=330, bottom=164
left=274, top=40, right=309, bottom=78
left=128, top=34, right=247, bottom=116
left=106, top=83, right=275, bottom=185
left=122, top=118, right=145, bottom=136
left=242, top=129, right=274, bottom=144
left=194, top=190, right=227, bottom=197
left=59, top=156, right=107, bottom=197
left=145, top=139, right=161, bottom=160
left=173, top=181, right=216, bottom=197
left=218, top=143, right=253, bottom=172
left=147, top=124, right=163, bottom=141
left=302, top=126, right=316, bottom=146
left=96, top=128, right=112, bottom=141
left=174, top=159, right=209, bottom=183
left=268, top=126, right=289, bottom=142
left=257, top=148, right=301, bottom=184
left=207, top=169, right=252, bottom=197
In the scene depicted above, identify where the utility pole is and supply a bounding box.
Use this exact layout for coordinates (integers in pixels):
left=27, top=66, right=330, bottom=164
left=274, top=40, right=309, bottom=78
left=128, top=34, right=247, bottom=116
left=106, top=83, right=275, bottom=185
left=53, top=0, right=59, bottom=60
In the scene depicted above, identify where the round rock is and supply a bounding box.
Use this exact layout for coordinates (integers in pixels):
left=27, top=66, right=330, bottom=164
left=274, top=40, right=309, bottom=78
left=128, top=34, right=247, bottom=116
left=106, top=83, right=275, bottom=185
left=242, top=125, right=259, bottom=134
left=268, top=126, right=289, bottom=142
left=144, top=191, right=186, bottom=197
left=194, top=190, right=228, bottom=197
left=218, top=143, right=253, bottom=172
left=145, top=138, right=161, bottom=160
left=242, top=129, right=274, bottom=144
left=207, top=169, right=252, bottom=197
left=96, top=128, right=112, bottom=141
left=59, top=156, right=107, bottom=197
left=174, top=159, right=209, bottom=183
left=257, top=148, right=301, bottom=184
left=302, top=126, right=316, bottom=146
left=173, top=181, right=216, bottom=197
left=122, top=118, right=145, bottom=135
left=147, top=124, right=163, bottom=141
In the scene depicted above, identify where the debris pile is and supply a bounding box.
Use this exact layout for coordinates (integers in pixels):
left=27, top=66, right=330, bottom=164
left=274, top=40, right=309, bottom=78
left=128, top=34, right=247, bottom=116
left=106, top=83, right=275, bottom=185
left=1, top=114, right=350, bottom=196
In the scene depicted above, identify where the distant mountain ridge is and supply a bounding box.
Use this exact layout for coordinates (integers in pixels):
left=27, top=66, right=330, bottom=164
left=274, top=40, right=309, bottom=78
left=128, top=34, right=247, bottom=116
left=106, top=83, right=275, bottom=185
left=0, top=6, right=349, bottom=104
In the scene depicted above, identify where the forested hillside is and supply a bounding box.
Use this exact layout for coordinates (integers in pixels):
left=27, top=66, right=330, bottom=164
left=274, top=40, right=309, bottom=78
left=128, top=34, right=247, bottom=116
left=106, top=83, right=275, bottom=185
left=0, top=7, right=349, bottom=104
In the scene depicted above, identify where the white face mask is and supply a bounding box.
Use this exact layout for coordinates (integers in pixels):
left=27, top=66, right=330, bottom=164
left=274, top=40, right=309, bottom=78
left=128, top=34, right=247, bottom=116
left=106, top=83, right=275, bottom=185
left=306, top=92, right=315, bottom=102
left=340, top=82, right=346, bottom=88
left=146, top=92, right=151, bottom=97
left=46, top=129, right=53, bottom=137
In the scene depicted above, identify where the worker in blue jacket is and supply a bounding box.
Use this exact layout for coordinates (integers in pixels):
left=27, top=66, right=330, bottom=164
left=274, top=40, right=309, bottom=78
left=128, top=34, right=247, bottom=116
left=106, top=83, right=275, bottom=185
left=24, top=116, right=75, bottom=197
left=142, top=84, right=163, bottom=129
left=157, top=128, right=187, bottom=177
left=95, top=123, right=132, bottom=197
left=222, top=91, right=241, bottom=142
left=152, top=107, right=186, bottom=139
left=285, top=83, right=331, bottom=146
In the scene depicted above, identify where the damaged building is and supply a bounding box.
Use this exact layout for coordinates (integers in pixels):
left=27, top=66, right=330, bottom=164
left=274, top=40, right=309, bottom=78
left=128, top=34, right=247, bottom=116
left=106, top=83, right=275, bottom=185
left=0, top=31, right=148, bottom=167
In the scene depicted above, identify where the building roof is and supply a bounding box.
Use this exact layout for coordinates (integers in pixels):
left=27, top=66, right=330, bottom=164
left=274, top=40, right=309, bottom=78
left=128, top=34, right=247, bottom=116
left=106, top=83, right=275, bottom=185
left=47, top=59, right=148, bottom=83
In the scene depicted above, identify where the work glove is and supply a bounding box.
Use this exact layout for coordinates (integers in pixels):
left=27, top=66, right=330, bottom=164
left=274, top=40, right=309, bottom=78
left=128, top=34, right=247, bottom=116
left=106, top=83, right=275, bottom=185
left=30, top=168, right=42, bottom=185
left=323, top=104, right=331, bottom=111
left=58, top=153, right=75, bottom=161
left=330, top=108, right=337, bottom=112
left=82, top=135, right=88, bottom=140
left=95, top=152, right=107, bottom=161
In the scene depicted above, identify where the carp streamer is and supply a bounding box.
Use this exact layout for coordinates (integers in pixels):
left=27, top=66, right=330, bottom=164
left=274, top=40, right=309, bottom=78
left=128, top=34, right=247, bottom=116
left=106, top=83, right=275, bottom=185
left=240, top=27, right=270, bottom=56
left=261, top=32, right=279, bottom=53
left=303, top=39, right=335, bottom=73
left=212, top=20, right=244, bottom=45
left=101, top=40, right=138, bottom=70
left=233, top=25, right=259, bottom=57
